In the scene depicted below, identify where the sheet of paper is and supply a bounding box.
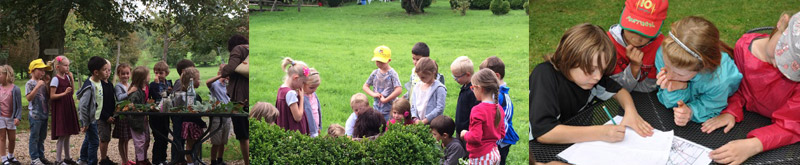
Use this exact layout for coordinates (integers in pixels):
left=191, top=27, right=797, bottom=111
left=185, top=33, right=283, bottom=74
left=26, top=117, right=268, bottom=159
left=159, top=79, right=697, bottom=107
left=667, top=136, right=713, bottom=165
left=558, top=116, right=673, bottom=165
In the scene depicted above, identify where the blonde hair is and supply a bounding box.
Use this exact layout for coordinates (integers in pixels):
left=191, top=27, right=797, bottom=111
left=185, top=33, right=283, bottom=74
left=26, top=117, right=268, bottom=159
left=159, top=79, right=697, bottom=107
left=251, top=102, right=279, bottom=123
left=471, top=68, right=502, bottom=127
left=305, top=68, right=321, bottom=86
left=0, top=65, right=14, bottom=84
left=661, top=16, right=733, bottom=73
left=327, top=124, right=345, bottom=138
left=450, top=56, right=474, bottom=75
left=179, top=67, right=200, bottom=91
left=281, top=57, right=309, bottom=83
left=52, top=55, right=70, bottom=77
left=415, top=57, right=438, bottom=77
left=350, top=93, right=369, bottom=107
left=546, top=23, right=615, bottom=79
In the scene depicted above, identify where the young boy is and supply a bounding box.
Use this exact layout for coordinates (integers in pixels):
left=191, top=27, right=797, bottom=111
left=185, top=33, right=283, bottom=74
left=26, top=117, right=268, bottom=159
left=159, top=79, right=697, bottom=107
left=76, top=56, right=112, bottom=165
left=480, top=56, right=518, bottom=165
left=405, top=42, right=445, bottom=100
left=26, top=59, right=53, bottom=165
left=149, top=61, right=173, bottom=165
left=98, top=60, right=118, bottom=165
left=207, top=64, right=232, bottom=165
left=430, top=115, right=467, bottom=165
left=607, top=0, right=668, bottom=92
left=345, top=93, right=369, bottom=136
left=362, top=46, right=402, bottom=120
left=450, top=56, right=479, bottom=152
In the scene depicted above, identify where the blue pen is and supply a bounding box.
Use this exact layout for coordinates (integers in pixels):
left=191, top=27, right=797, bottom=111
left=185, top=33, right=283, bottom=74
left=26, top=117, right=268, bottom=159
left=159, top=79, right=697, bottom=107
left=602, top=106, right=617, bottom=125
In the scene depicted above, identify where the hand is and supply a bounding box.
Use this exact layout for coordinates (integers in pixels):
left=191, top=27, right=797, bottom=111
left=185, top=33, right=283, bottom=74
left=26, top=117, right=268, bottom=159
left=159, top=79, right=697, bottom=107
left=626, top=45, right=644, bottom=67
left=36, top=80, right=45, bottom=87
left=65, top=87, right=73, bottom=93
left=657, top=68, right=669, bottom=87
left=152, top=75, right=159, bottom=83
left=460, top=130, right=468, bottom=138
left=107, top=117, right=115, bottom=124
left=601, top=124, right=626, bottom=143
left=379, top=95, right=390, bottom=103
left=702, top=113, right=736, bottom=134
left=369, top=92, right=381, bottom=98
left=620, top=112, right=654, bottom=137
left=82, top=126, right=88, bottom=133
left=128, top=86, right=138, bottom=93
left=710, top=138, right=763, bottom=165
left=674, top=101, right=693, bottom=126
left=13, top=119, right=18, bottom=126
left=665, top=80, right=688, bottom=92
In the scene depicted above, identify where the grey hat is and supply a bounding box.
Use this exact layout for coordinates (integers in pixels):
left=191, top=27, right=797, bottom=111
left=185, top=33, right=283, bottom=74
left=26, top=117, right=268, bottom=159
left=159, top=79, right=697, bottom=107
left=775, top=12, right=800, bottom=82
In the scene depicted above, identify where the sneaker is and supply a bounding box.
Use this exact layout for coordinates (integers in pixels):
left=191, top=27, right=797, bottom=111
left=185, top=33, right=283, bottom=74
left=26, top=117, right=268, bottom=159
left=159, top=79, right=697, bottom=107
left=99, top=159, right=117, bottom=165
left=8, top=157, right=20, bottom=165
left=31, top=159, right=45, bottom=165
left=39, top=158, right=53, bottom=165
left=63, top=159, right=79, bottom=165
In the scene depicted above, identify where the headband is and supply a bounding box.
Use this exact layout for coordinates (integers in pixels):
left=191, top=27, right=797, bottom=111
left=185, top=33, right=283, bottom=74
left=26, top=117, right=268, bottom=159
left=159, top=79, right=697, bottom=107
left=668, top=31, right=703, bottom=62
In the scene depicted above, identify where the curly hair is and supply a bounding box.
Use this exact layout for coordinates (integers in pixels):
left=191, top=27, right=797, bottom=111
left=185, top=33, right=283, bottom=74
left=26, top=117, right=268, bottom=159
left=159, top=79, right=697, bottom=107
left=352, top=108, right=387, bottom=138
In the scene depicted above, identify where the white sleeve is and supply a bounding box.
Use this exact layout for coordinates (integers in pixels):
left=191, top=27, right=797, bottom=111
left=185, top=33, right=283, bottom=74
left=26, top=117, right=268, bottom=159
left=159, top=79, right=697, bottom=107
left=285, top=90, right=299, bottom=106
left=50, top=77, right=59, bottom=87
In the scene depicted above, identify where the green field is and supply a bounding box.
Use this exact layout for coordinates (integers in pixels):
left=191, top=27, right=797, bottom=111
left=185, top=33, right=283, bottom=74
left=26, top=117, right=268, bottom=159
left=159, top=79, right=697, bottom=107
left=250, top=1, right=529, bottom=164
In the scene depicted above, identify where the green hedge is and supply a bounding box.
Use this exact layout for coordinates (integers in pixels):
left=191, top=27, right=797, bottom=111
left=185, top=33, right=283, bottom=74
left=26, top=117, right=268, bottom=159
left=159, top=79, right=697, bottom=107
left=250, top=119, right=444, bottom=164
left=470, top=0, right=491, bottom=9
left=490, top=0, right=510, bottom=15
left=509, top=0, right=524, bottom=10
left=402, top=0, right=433, bottom=14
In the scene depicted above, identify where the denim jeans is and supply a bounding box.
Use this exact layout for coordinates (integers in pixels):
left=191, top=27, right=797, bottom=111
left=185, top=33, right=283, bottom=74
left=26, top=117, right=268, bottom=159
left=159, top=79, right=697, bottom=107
left=28, top=116, right=47, bottom=160
left=79, top=121, right=99, bottom=165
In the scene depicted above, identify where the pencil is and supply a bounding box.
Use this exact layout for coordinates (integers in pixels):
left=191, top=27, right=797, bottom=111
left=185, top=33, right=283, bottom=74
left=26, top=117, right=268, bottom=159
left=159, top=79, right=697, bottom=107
left=602, top=106, right=617, bottom=125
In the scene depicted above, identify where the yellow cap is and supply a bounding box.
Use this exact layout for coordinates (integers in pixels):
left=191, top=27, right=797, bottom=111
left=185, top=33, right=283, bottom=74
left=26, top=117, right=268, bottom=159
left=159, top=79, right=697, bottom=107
left=371, top=46, right=391, bottom=63
left=28, top=59, right=52, bottom=73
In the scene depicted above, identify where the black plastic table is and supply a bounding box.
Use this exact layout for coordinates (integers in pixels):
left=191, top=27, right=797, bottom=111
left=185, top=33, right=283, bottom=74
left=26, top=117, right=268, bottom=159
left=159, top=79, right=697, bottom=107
left=118, top=112, right=247, bottom=165
left=530, top=92, right=800, bottom=164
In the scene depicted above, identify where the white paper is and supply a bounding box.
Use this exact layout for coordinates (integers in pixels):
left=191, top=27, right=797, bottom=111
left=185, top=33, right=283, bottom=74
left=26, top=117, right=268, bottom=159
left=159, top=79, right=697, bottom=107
left=667, top=136, right=713, bottom=165
left=558, top=116, right=674, bottom=165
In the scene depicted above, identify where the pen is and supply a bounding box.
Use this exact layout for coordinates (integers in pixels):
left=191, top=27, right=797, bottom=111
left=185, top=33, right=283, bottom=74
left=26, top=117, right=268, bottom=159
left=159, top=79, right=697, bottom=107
left=602, top=106, right=617, bottom=125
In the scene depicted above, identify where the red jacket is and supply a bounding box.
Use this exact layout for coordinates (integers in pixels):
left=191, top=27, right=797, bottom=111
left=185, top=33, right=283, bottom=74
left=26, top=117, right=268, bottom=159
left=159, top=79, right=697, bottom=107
left=607, top=32, right=664, bottom=80
left=722, top=33, right=800, bottom=151
left=464, top=102, right=506, bottom=158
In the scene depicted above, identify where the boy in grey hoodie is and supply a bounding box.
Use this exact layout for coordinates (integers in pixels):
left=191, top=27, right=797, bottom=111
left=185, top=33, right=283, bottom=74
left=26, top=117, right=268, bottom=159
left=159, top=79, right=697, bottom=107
left=76, top=56, right=112, bottom=165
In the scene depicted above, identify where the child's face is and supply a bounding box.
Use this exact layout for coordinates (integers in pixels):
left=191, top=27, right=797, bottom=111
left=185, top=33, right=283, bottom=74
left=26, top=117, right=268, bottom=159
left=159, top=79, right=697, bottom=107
left=118, top=68, right=131, bottom=82
left=662, top=55, right=699, bottom=82
left=154, top=70, right=168, bottom=80
left=412, top=54, right=423, bottom=66
left=392, top=110, right=404, bottom=121
left=100, top=63, right=111, bottom=80
left=623, top=30, right=650, bottom=48
left=567, top=53, right=605, bottom=90
left=303, top=83, right=319, bottom=94
left=57, top=60, right=70, bottom=74
left=450, top=69, right=471, bottom=85
left=32, top=69, right=45, bottom=80
left=417, top=72, right=435, bottom=84
left=375, top=60, right=390, bottom=70
left=431, top=129, right=445, bottom=141
left=289, top=75, right=305, bottom=90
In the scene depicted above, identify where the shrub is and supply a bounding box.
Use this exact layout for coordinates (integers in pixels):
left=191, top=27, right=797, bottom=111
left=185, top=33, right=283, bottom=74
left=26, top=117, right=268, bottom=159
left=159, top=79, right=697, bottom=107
left=402, top=0, right=433, bottom=14
left=250, top=119, right=444, bottom=164
left=470, top=0, right=491, bottom=10
left=524, top=1, right=529, bottom=15
left=453, top=0, right=470, bottom=16
left=327, top=0, right=343, bottom=7
left=490, top=0, right=510, bottom=15
left=509, top=0, right=524, bottom=10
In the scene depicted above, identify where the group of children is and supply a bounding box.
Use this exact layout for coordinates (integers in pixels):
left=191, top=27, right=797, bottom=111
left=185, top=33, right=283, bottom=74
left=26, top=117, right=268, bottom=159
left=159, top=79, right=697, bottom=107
left=6, top=55, right=238, bottom=165
left=262, top=42, right=519, bottom=165
left=530, top=0, right=800, bottom=164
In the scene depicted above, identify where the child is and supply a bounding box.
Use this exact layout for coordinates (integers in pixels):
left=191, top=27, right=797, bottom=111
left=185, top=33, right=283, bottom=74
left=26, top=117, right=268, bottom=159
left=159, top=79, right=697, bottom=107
left=149, top=61, right=173, bottom=165
left=460, top=69, right=506, bottom=164
left=345, top=93, right=369, bottom=136
left=406, top=42, right=445, bottom=100
left=99, top=59, right=118, bottom=165
left=76, top=56, right=112, bottom=165
left=530, top=23, right=654, bottom=144
left=113, top=63, right=135, bottom=165
left=450, top=56, right=479, bottom=145
left=0, top=65, right=21, bottom=165
left=430, top=115, right=467, bottom=165
left=207, top=64, right=232, bottom=165
left=276, top=57, right=310, bottom=135
left=176, top=68, right=206, bottom=165
left=655, top=16, right=742, bottom=126
left=607, top=0, right=669, bottom=92
left=302, top=68, right=322, bottom=137
left=388, top=98, right=413, bottom=127
left=327, top=124, right=345, bottom=138
left=250, top=102, right=279, bottom=124
left=479, top=56, right=518, bottom=165
left=26, top=59, right=53, bottom=165
left=363, top=45, right=402, bottom=121
left=352, top=108, right=386, bottom=139
left=126, top=66, right=152, bottom=165
left=169, top=59, right=196, bottom=164
left=702, top=12, right=800, bottom=164
left=410, top=57, right=446, bottom=124
left=49, top=56, right=79, bottom=165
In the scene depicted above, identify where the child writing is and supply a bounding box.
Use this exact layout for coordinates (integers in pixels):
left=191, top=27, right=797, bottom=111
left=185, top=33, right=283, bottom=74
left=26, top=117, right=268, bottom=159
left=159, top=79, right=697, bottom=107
left=76, top=56, right=112, bottom=165
left=113, top=63, right=135, bottom=165
left=363, top=46, right=402, bottom=120
left=49, top=56, right=79, bottom=165
left=251, top=102, right=279, bottom=124
left=126, top=66, right=152, bottom=165
left=607, top=0, right=669, bottom=92
left=431, top=115, right=467, bottom=165
left=276, top=57, right=310, bottom=135
left=302, top=68, right=322, bottom=137
left=460, top=69, right=506, bottom=164
left=345, top=93, right=369, bottom=136
left=530, top=23, right=654, bottom=144
left=480, top=56, right=519, bottom=165
left=207, top=64, right=232, bottom=164
left=406, top=42, right=445, bottom=100
left=386, top=98, right=413, bottom=131
left=26, top=59, right=53, bottom=165
left=0, top=65, right=21, bottom=165
left=701, top=12, right=800, bottom=165
left=655, top=16, right=743, bottom=126
left=410, top=57, right=446, bottom=124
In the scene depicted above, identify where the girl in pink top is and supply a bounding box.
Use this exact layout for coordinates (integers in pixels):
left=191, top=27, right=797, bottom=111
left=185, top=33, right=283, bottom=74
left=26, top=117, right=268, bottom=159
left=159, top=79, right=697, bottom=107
left=460, top=69, right=505, bottom=165
left=0, top=65, right=22, bottom=164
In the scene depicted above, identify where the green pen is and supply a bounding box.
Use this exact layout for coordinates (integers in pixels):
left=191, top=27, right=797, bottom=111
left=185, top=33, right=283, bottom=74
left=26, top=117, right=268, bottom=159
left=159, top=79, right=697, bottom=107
left=602, top=106, right=617, bottom=125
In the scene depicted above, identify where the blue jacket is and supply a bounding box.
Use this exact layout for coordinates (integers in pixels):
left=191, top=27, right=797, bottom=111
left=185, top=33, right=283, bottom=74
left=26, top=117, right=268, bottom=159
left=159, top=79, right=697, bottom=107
left=497, top=84, right=518, bottom=147
left=655, top=48, right=742, bottom=123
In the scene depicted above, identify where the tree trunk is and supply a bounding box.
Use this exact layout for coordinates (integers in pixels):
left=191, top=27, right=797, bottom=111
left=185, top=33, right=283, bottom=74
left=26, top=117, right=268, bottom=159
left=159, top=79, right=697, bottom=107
left=297, top=0, right=302, bottom=12
left=162, top=34, right=170, bottom=63
left=36, top=0, right=71, bottom=62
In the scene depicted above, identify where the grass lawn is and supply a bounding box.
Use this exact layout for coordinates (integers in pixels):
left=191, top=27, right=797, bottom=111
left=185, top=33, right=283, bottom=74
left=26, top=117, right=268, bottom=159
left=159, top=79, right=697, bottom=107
left=250, top=1, right=529, bottom=164
left=530, top=0, right=800, bottom=72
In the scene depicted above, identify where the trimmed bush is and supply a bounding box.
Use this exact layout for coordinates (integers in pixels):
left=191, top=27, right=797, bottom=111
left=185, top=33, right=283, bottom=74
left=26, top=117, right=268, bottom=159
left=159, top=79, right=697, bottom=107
left=402, top=0, right=433, bottom=14
left=250, top=119, right=443, bottom=164
left=453, top=0, right=470, bottom=16
left=327, top=0, right=343, bottom=7
left=509, top=0, right=524, bottom=10
left=490, top=0, right=510, bottom=15
left=524, top=1, right=529, bottom=15
left=470, top=0, right=491, bottom=10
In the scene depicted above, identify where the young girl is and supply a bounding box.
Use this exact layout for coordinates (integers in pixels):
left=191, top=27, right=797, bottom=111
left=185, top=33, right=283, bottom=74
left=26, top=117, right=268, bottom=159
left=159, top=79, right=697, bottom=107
left=530, top=23, right=653, bottom=144
left=460, top=69, right=506, bottom=164
left=177, top=68, right=206, bottom=165
left=0, top=65, right=21, bottom=164
left=410, top=57, right=446, bottom=125
left=302, top=68, right=322, bottom=137
left=49, top=56, right=79, bottom=164
left=275, top=57, right=310, bottom=135
left=250, top=102, right=279, bottom=124
left=387, top=98, right=413, bottom=130
left=113, top=63, right=136, bottom=165
left=701, top=12, right=800, bottom=165
left=655, top=16, right=743, bottom=126
left=126, top=66, right=151, bottom=165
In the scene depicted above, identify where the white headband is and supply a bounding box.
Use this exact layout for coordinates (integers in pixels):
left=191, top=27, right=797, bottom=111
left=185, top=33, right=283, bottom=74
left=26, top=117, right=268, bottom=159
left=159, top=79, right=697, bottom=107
left=668, top=31, right=703, bottom=62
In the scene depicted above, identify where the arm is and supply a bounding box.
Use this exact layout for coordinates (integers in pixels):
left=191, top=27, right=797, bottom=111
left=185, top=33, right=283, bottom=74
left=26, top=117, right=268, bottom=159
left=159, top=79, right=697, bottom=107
left=746, top=102, right=800, bottom=151
left=286, top=90, right=305, bottom=122
left=382, top=86, right=402, bottom=103
left=443, top=146, right=461, bottom=165
left=614, top=88, right=654, bottom=136
left=25, top=81, right=44, bottom=101
left=462, top=114, right=484, bottom=145
left=115, top=85, right=129, bottom=101
left=77, top=88, right=92, bottom=126
left=537, top=124, right=623, bottom=144
left=13, top=87, right=22, bottom=119
left=362, top=83, right=378, bottom=98
left=721, top=91, right=746, bottom=122
left=686, top=70, right=742, bottom=123
left=206, top=75, right=222, bottom=88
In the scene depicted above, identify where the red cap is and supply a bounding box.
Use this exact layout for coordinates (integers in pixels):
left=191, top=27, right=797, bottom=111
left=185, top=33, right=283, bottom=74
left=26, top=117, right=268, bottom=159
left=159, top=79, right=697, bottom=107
left=620, top=0, right=668, bottom=38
